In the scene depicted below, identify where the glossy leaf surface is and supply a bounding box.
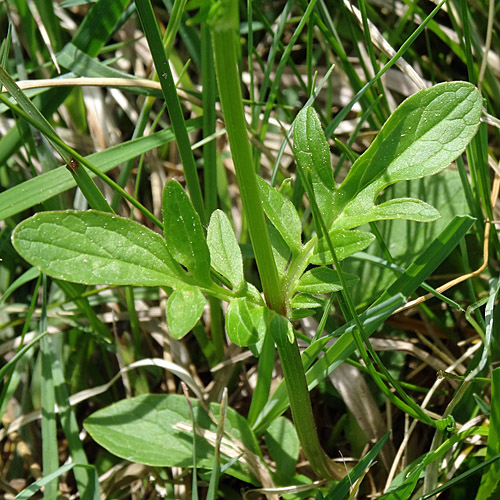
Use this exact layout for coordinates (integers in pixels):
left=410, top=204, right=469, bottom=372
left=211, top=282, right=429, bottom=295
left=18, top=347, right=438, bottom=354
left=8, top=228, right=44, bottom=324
left=311, top=229, right=376, bottom=265
left=332, top=82, right=482, bottom=225
left=162, top=180, right=211, bottom=283
left=226, top=298, right=268, bottom=347
left=257, top=177, right=302, bottom=253
left=295, top=267, right=359, bottom=293
left=12, top=211, right=186, bottom=287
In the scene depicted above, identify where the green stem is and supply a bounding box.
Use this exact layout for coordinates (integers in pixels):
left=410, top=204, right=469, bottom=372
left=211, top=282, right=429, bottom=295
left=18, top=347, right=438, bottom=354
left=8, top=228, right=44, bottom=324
left=210, top=3, right=283, bottom=313
left=273, top=322, right=345, bottom=480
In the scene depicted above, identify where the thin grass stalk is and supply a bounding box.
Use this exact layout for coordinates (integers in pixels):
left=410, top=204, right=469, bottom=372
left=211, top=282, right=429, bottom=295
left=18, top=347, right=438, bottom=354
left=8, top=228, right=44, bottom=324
left=324, top=0, right=448, bottom=138
left=135, top=0, right=207, bottom=224
left=40, top=274, right=58, bottom=498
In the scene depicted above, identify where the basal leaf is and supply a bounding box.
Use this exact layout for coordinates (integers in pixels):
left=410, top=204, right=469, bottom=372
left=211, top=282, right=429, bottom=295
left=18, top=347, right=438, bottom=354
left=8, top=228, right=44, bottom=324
left=264, top=417, right=299, bottom=483
left=12, top=211, right=187, bottom=287
left=295, top=267, right=359, bottom=294
left=207, top=210, right=243, bottom=290
left=84, top=394, right=261, bottom=484
left=311, top=229, right=376, bottom=265
left=332, top=82, right=482, bottom=224
left=226, top=298, right=267, bottom=347
left=166, top=286, right=207, bottom=339
left=162, top=180, right=211, bottom=283
left=257, top=177, right=302, bottom=253
left=293, top=107, right=336, bottom=228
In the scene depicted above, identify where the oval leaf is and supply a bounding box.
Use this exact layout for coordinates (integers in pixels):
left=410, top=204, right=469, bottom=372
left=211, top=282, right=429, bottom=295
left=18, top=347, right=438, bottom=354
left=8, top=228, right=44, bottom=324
left=295, top=267, right=359, bottom=293
left=84, top=394, right=260, bottom=484
left=166, top=286, right=206, bottom=339
left=11, top=211, right=187, bottom=287
left=311, top=230, right=376, bottom=265
left=207, top=210, right=244, bottom=290
left=257, top=177, right=302, bottom=253
left=334, top=198, right=441, bottom=230
left=332, top=82, right=482, bottom=221
left=162, top=180, right=211, bottom=283
left=226, top=298, right=267, bottom=347
left=293, top=107, right=336, bottom=227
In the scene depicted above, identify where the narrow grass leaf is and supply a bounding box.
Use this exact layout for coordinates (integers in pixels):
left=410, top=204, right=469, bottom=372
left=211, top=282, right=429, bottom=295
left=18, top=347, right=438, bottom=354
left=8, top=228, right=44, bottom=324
left=51, top=346, right=97, bottom=498
left=14, top=464, right=99, bottom=500
left=40, top=275, right=58, bottom=499
left=475, top=367, right=500, bottom=500
left=167, top=287, right=207, bottom=339
left=71, top=0, right=130, bottom=57
left=0, top=267, right=40, bottom=304
left=324, top=431, right=391, bottom=499
left=421, top=454, right=500, bottom=500
left=207, top=210, right=244, bottom=290
left=12, top=211, right=187, bottom=287
left=0, top=119, right=202, bottom=221
left=162, top=180, right=211, bottom=283
left=135, top=0, right=206, bottom=223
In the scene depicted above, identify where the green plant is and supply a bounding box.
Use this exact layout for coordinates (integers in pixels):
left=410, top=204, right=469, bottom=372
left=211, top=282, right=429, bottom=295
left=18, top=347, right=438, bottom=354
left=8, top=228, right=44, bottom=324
left=11, top=60, right=482, bottom=486
left=2, top=0, right=499, bottom=498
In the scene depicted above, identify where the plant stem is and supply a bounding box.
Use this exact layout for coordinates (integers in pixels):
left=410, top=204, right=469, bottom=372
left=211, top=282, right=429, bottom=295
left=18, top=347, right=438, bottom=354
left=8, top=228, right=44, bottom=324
left=273, top=319, right=345, bottom=480
left=210, top=3, right=283, bottom=313
left=211, top=3, right=344, bottom=480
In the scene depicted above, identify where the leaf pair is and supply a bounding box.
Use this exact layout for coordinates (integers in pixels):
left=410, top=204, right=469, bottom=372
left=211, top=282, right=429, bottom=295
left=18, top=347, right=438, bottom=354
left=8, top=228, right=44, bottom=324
left=12, top=180, right=246, bottom=339
left=293, top=81, right=482, bottom=232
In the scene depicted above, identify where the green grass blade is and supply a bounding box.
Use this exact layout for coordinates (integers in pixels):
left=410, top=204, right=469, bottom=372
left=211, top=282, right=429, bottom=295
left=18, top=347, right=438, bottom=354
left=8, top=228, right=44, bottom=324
left=40, top=275, right=59, bottom=498
left=0, top=118, right=202, bottom=221
left=475, top=367, right=500, bottom=500
left=135, top=0, right=206, bottom=224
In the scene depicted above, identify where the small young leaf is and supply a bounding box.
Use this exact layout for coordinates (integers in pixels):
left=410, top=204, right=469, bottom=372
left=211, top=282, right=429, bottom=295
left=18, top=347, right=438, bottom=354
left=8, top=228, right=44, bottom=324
left=290, top=293, right=324, bottom=309
left=268, top=221, right=291, bottom=276
left=311, top=229, right=376, bottom=265
left=332, top=82, right=482, bottom=222
left=166, top=286, right=207, bottom=339
left=226, top=298, right=267, bottom=347
left=270, top=311, right=294, bottom=343
left=333, top=198, right=441, bottom=230
left=162, top=180, right=211, bottom=283
left=293, top=107, right=335, bottom=227
left=207, top=210, right=243, bottom=290
left=257, top=177, right=302, bottom=253
left=295, top=267, right=359, bottom=293
left=12, top=211, right=187, bottom=287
